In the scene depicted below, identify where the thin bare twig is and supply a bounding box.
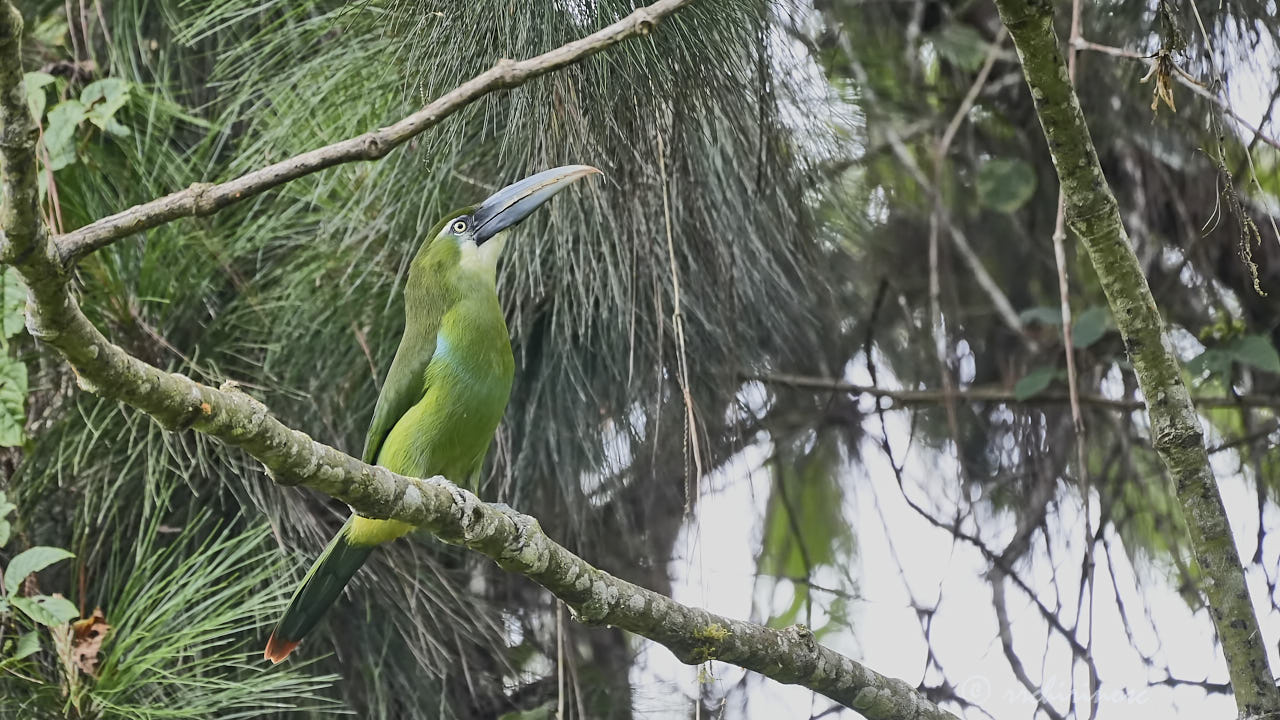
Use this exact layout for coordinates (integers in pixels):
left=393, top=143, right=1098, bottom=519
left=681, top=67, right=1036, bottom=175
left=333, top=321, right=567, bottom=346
left=926, top=182, right=962, bottom=475
left=749, top=372, right=1280, bottom=410
left=935, top=27, right=1008, bottom=161
left=1058, top=3, right=1097, bottom=716
left=1208, top=420, right=1280, bottom=454
left=883, top=127, right=1036, bottom=349
left=874, top=418, right=1092, bottom=662
left=991, top=576, right=1069, bottom=720
left=1072, top=38, right=1280, bottom=152
left=927, top=28, right=1007, bottom=480
left=655, top=132, right=704, bottom=511
left=1183, top=1, right=1280, bottom=259
left=842, top=51, right=1035, bottom=349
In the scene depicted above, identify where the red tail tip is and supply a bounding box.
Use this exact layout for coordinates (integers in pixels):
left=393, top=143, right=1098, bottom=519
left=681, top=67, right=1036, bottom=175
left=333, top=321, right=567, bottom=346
left=264, top=634, right=300, bottom=664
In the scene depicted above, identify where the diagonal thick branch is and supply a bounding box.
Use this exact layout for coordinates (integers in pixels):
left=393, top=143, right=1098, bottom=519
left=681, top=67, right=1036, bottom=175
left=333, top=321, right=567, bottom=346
left=0, top=4, right=955, bottom=719
left=992, top=0, right=1280, bottom=716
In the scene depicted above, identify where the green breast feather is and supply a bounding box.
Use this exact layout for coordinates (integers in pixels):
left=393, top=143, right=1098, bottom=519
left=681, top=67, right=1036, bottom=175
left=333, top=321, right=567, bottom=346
left=362, top=232, right=514, bottom=486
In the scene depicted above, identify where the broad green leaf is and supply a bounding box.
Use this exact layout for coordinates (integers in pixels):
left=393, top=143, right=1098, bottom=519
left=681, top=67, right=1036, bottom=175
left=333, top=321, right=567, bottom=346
left=1071, top=307, right=1110, bottom=348
left=8, top=631, right=39, bottom=662
left=1190, top=336, right=1280, bottom=379
left=758, top=443, right=851, bottom=580
left=1188, top=349, right=1231, bottom=379
left=977, top=158, right=1037, bottom=213
left=758, top=440, right=855, bottom=634
left=2, top=267, right=27, bottom=339
left=23, top=72, right=54, bottom=122
left=4, top=546, right=73, bottom=596
left=1014, top=366, right=1058, bottom=400
left=81, top=78, right=130, bottom=109
left=97, top=117, right=131, bottom=138
left=930, top=24, right=989, bottom=71
left=44, top=99, right=86, bottom=171
left=1226, top=335, right=1280, bottom=374
left=1019, top=306, right=1063, bottom=326
left=0, top=520, right=9, bottom=549
left=82, top=78, right=132, bottom=137
left=0, top=354, right=26, bottom=447
left=11, top=595, right=79, bottom=627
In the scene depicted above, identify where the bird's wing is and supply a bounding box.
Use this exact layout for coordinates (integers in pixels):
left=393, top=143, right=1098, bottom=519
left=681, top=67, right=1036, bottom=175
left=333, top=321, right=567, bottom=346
left=361, top=325, right=439, bottom=466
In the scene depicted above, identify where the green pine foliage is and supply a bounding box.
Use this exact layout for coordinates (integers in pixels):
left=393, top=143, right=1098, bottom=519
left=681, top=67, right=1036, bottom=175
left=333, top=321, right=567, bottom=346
left=10, top=1, right=852, bottom=716
left=0, top=490, right=337, bottom=719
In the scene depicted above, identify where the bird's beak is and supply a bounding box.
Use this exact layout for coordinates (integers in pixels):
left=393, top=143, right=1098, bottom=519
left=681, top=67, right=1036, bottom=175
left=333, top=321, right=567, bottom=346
left=473, top=165, right=601, bottom=243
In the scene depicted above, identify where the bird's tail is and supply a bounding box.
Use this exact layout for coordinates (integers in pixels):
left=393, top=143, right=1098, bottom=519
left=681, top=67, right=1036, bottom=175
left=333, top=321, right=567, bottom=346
left=264, top=517, right=375, bottom=664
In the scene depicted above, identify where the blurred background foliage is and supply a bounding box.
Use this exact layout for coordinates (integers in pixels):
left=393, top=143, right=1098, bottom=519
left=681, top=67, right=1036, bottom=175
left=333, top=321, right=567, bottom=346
left=0, top=0, right=1276, bottom=717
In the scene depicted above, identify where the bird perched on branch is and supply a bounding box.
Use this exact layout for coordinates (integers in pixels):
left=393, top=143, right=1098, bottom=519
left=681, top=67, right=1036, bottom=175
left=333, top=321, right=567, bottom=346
left=265, top=165, right=601, bottom=663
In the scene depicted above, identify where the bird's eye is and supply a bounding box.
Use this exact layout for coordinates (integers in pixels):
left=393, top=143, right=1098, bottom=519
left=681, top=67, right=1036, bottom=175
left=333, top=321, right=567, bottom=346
left=451, top=219, right=468, bottom=234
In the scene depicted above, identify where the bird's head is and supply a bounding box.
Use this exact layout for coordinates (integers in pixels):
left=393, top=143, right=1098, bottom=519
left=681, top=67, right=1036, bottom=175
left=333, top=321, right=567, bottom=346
left=422, top=165, right=601, bottom=279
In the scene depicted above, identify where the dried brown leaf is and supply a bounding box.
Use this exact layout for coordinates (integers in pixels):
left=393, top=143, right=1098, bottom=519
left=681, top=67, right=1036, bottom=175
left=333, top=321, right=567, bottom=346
left=69, top=607, right=110, bottom=677
left=1140, top=52, right=1179, bottom=114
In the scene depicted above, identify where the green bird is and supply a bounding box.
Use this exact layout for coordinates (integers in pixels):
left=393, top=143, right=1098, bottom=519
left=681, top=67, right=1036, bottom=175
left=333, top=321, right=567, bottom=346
left=265, top=165, right=600, bottom=663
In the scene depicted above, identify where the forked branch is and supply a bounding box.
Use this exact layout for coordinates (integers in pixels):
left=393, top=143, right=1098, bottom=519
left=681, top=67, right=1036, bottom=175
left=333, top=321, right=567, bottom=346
left=0, top=3, right=956, bottom=718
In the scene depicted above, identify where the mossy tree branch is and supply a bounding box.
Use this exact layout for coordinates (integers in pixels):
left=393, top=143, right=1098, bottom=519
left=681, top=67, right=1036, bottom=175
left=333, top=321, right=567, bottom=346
left=992, top=0, right=1280, bottom=715
left=0, top=3, right=957, bottom=718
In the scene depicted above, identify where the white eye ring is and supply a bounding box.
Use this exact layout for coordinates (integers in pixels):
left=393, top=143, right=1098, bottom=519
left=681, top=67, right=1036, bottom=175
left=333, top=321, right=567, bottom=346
left=451, top=220, right=468, bottom=234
